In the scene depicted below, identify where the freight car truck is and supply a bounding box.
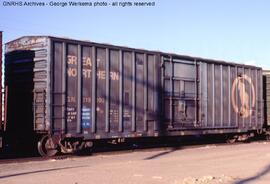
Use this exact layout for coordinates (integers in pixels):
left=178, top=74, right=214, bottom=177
left=4, top=36, right=264, bottom=156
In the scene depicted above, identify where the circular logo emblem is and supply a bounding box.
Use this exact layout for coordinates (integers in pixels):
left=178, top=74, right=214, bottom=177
left=231, top=74, right=255, bottom=118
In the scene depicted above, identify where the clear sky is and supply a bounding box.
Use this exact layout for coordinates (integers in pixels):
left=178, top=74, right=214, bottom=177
left=0, top=0, right=270, bottom=69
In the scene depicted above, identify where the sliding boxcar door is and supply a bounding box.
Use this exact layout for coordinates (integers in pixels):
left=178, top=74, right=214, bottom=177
left=163, top=57, right=198, bottom=130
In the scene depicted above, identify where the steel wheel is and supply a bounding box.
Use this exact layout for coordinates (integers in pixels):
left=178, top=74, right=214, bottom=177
left=37, top=135, right=58, bottom=157
left=226, top=138, right=236, bottom=144
left=226, top=135, right=237, bottom=144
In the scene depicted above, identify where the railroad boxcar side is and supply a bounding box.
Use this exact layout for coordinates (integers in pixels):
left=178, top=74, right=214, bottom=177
left=4, top=36, right=264, bottom=156
left=49, top=38, right=161, bottom=138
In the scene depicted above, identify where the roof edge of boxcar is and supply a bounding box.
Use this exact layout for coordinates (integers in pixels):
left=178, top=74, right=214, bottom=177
left=5, top=35, right=262, bottom=70
left=263, top=70, right=270, bottom=75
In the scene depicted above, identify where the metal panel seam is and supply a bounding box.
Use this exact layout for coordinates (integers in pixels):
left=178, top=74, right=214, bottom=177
left=76, top=45, right=82, bottom=133
left=46, top=37, right=52, bottom=132
left=91, top=46, right=96, bottom=133
left=105, top=48, right=110, bottom=132
left=119, top=50, right=123, bottom=132
left=62, top=42, right=67, bottom=133
left=132, top=52, right=136, bottom=132
left=143, top=53, right=148, bottom=132
left=212, top=64, right=215, bottom=127
left=220, top=65, right=223, bottom=127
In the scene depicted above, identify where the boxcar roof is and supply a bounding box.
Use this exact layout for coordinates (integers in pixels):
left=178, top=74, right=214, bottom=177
left=6, top=35, right=262, bottom=70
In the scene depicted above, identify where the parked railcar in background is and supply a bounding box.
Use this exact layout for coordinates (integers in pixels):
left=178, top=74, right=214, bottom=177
left=263, top=70, right=270, bottom=138
left=0, top=31, right=3, bottom=150
left=4, top=36, right=265, bottom=156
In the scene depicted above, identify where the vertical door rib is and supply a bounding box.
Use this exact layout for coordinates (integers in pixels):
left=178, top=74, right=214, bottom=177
left=169, top=56, right=173, bottom=127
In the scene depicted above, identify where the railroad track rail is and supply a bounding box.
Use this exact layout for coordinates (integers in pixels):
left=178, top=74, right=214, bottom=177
left=0, top=136, right=267, bottom=164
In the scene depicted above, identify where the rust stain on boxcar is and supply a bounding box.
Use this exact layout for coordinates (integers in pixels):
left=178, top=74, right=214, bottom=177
left=5, top=36, right=47, bottom=52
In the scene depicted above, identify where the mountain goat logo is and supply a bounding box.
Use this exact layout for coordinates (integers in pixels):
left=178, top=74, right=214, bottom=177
left=231, top=74, right=255, bottom=118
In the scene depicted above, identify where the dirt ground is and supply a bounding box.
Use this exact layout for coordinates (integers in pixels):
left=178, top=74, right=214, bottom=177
left=1, top=141, right=270, bottom=184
